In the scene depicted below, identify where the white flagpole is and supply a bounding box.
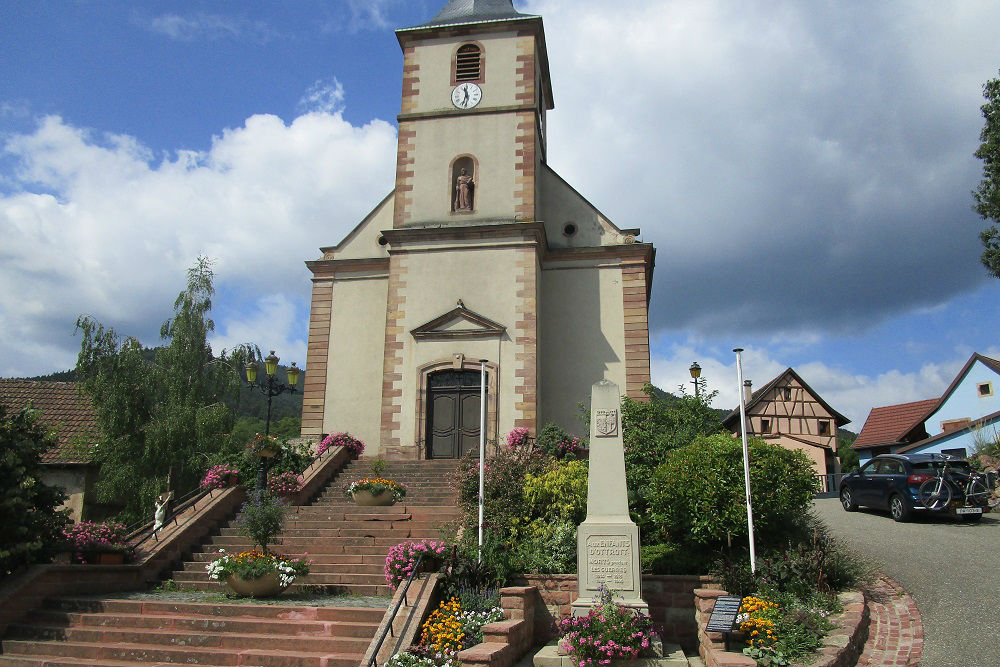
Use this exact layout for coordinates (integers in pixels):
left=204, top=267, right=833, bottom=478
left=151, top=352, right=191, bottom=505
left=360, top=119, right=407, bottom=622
left=478, top=359, right=487, bottom=563
left=734, top=348, right=757, bottom=573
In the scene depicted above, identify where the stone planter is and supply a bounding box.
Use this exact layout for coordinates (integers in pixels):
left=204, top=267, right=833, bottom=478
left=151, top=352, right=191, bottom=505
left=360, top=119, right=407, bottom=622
left=94, top=552, right=126, bottom=565
left=351, top=489, right=396, bottom=506
left=225, top=571, right=286, bottom=597
left=228, top=474, right=239, bottom=486
left=257, top=447, right=279, bottom=459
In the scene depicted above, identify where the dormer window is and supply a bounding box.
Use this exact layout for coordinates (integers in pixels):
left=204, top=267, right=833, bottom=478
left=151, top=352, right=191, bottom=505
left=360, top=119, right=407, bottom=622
left=455, top=44, right=482, bottom=83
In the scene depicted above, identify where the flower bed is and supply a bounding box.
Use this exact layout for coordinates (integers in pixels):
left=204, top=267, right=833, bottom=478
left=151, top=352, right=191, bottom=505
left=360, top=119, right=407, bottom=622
left=318, top=432, right=365, bottom=457
left=267, top=471, right=303, bottom=495
left=200, top=464, right=240, bottom=490
left=344, top=477, right=407, bottom=503
left=206, top=549, right=312, bottom=590
left=556, top=586, right=656, bottom=666
left=386, top=596, right=505, bottom=667
left=62, top=521, right=134, bottom=564
left=384, top=539, right=449, bottom=589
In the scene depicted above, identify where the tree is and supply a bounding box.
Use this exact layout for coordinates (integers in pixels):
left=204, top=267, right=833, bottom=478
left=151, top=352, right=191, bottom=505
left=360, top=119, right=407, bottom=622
left=0, top=405, right=69, bottom=577
left=974, top=71, right=1000, bottom=277
left=620, top=383, right=724, bottom=533
left=75, top=258, right=253, bottom=523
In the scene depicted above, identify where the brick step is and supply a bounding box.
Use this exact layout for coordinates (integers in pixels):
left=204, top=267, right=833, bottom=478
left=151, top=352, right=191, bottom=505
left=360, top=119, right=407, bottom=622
left=218, top=524, right=437, bottom=535
left=0, top=639, right=361, bottom=667
left=171, top=580, right=392, bottom=596
left=25, top=609, right=379, bottom=638
left=6, top=623, right=371, bottom=653
left=43, top=599, right=385, bottom=624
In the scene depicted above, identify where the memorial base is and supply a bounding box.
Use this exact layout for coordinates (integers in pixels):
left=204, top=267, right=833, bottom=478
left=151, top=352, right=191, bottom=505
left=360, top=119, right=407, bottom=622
left=573, top=520, right=647, bottom=616
left=532, top=642, right=687, bottom=667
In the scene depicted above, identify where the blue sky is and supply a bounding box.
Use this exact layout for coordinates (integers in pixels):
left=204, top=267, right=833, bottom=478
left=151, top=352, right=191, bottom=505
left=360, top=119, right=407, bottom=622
left=2, top=0, right=999, bottom=428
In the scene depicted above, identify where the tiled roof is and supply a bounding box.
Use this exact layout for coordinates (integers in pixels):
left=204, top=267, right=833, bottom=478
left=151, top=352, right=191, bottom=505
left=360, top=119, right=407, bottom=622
left=0, top=380, right=98, bottom=464
left=722, top=367, right=850, bottom=428
left=851, top=398, right=939, bottom=450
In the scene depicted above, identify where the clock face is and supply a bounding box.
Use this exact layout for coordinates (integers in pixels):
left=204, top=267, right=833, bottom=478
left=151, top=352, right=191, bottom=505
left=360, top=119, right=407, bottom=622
left=451, top=82, right=482, bottom=109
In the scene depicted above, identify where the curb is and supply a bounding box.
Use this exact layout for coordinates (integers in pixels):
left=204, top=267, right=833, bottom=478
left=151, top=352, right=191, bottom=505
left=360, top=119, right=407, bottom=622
left=858, top=575, right=923, bottom=667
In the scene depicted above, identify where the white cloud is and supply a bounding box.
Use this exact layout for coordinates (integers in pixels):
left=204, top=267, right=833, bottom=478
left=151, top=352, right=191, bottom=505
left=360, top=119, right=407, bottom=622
left=147, top=13, right=277, bottom=43
left=210, top=293, right=306, bottom=370
left=527, top=0, right=1000, bottom=338
left=299, top=79, right=346, bottom=115
left=0, top=107, right=397, bottom=376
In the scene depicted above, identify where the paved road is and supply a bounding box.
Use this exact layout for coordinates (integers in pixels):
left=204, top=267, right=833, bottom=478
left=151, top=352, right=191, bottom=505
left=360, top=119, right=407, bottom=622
left=813, top=498, right=1000, bottom=667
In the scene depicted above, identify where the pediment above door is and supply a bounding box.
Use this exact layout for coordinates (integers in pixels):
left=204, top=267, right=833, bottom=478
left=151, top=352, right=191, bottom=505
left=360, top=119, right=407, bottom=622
left=411, top=301, right=506, bottom=340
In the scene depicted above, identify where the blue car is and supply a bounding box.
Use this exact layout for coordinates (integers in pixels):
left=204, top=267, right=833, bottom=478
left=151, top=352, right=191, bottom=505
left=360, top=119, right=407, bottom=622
left=838, top=453, right=985, bottom=522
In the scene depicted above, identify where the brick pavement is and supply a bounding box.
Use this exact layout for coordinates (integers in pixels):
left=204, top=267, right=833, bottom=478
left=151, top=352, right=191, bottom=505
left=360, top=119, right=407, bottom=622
left=858, top=575, right=923, bottom=667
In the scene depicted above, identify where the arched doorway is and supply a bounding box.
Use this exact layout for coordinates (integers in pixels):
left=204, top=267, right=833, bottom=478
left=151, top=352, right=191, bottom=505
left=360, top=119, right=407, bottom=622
left=426, top=370, right=483, bottom=459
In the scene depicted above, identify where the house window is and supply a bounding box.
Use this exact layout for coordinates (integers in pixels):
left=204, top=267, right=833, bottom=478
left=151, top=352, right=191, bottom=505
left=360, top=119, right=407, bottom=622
left=979, top=382, right=994, bottom=397
left=783, top=387, right=792, bottom=401
left=455, top=44, right=482, bottom=82
left=818, top=420, right=830, bottom=436
left=760, top=418, right=771, bottom=434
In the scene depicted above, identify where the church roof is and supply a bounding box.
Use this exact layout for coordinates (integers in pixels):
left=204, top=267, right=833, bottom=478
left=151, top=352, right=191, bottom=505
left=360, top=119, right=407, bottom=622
left=403, top=0, right=537, bottom=30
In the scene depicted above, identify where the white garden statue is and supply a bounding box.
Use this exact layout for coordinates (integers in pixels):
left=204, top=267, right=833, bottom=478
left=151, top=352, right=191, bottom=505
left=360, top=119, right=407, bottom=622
left=153, top=490, right=175, bottom=532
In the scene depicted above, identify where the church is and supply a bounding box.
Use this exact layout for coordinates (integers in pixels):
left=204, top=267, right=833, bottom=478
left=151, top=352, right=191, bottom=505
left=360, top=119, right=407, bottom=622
left=300, top=0, right=655, bottom=459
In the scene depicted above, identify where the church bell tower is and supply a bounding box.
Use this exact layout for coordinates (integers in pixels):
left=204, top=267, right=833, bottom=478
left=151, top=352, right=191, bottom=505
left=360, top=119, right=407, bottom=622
left=301, top=0, right=655, bottom=460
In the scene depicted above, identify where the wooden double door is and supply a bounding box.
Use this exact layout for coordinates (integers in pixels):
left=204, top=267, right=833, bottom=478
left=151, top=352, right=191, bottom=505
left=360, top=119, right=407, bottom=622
left=426, top=370, right=483, bottom=459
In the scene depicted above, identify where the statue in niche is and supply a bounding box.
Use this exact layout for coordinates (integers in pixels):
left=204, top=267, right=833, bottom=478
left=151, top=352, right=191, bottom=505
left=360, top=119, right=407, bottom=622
left=453, top=167, right=475, bottom=211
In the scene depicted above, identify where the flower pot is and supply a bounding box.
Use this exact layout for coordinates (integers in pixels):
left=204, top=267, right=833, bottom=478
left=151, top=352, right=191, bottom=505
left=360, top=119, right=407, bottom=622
left=278, top=491, right=298, bottom=504
left=257, top=447, right=279, bottom=459
left=95, top=552, right=125, bottom=565
left=351, top=489, right=396, bottom=506
left=225, top=571, right=286, bottom=597
left=228, top=474, right=239, bottom=486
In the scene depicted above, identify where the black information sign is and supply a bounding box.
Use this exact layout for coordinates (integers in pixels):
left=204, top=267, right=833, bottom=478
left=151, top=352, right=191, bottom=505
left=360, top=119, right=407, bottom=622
left=705, top=596, right=743, bottom=634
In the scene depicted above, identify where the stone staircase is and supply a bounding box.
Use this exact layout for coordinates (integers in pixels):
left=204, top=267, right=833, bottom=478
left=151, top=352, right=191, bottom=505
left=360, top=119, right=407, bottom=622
left=171, top=459, right=463, bottom=595
left=0, top=458, right=464, bottom=667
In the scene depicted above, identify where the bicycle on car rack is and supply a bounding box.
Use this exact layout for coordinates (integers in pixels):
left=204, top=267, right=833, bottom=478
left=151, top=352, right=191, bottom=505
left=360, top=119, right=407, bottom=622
left=917, top=454, right=1000, bottom=515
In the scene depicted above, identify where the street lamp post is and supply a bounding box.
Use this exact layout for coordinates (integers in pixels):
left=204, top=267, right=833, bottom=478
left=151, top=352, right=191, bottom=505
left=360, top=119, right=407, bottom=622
left=689, top=362, right=703, bottom=398
left=245, top=350, right=300, bottom=491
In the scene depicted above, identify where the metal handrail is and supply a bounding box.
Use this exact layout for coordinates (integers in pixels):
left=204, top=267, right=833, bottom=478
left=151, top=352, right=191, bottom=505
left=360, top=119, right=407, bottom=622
left=127, top=485, right=217, bottom=550
left=368, top=552, right=425, bottom=667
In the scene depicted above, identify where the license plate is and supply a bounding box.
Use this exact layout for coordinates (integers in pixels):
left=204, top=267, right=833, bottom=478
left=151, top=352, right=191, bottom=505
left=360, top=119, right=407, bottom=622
left=956, top=507, right=983, bottom=515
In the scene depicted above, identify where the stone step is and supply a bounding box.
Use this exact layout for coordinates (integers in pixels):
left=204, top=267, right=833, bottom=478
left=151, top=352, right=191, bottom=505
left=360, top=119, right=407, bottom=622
left=188, top=552, right=389, bottom=565
left=205, top=535, right=441, bottom=548
left=0, top=639, right=361, bottom=667
left=180, top=561, right=384, bottom=576
left=170, top=580, right=393, bottom=596
left=25, top=609, right=379, bottom=638
left=171, top=571, right=389, bottom=588
left=43, top=599, right=385, bottom=623
left=6, top=623, right=372, bottom=653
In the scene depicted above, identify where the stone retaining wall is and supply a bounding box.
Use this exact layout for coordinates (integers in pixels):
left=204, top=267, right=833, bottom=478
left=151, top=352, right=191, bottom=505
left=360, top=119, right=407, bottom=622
left=693, top=588, right=869, bottom=667
left=513, top=573, right=715, bottom=651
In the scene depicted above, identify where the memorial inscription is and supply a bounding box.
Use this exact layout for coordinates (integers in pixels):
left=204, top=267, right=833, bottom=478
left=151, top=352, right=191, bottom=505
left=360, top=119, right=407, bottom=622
left=585, top=535, right=633, bottom=590
left=705, top=596, right=744, bottom=634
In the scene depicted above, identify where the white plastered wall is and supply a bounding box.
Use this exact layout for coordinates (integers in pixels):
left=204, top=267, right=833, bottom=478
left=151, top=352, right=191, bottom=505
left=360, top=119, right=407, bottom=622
left=407, top=33, right=522, bottom=114
left=539, top=262, right=627, bottom=434
left=396, top=245, right=525, bottom=445
left=331, top=194, right=394, bottom=260
left=406, top=115, right=519, bottom=223
left=324, top=274, right=389, bottom=452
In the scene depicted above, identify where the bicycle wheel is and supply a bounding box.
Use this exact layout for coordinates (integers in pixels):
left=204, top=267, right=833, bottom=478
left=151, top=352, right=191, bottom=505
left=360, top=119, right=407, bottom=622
left=918, top=477, right=952, bottom=510
left=965, top=477, right=991, bottom=505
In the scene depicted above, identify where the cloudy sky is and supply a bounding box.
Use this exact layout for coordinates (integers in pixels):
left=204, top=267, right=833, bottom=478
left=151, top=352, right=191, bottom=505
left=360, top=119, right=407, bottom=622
left=2, top=0, right=999, bottom=428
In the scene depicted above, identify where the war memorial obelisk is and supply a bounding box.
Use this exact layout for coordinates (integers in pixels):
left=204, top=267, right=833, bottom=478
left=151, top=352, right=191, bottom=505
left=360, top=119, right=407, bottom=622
left=571, top=379, right=649, bottom=616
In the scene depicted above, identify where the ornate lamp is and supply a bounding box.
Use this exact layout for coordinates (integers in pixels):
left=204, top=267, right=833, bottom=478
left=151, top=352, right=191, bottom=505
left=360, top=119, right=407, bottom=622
left=689, top=362, right=703, bottom=398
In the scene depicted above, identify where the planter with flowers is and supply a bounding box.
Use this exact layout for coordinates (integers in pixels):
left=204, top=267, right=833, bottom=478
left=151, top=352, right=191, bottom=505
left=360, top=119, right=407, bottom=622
left=200, top=464, right=240, bottom=490
left=206, top=549, right=312, bottom=597
left=344, top=478, right=407, bottom=506
left=384, top=539, right=449, bottom=589
left=62, top=521, right=135, bottom=564
left=248, top=433, right=283, bottom=459
left=317, top=432, right=365, bottom=458
left=267, top=471, right=303, bottom=502
left=555, top=586, right=657, bottom=666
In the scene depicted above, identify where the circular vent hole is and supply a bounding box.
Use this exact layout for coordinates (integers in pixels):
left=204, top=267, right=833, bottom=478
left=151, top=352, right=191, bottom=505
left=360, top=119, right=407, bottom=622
left=377, top=236, right=389, bottom=246
left=563, top=223, right=577, bottom=237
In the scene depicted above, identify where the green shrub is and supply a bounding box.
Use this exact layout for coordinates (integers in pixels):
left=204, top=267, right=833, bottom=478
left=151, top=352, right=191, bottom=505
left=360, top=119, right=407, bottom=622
left=522, top=458, right=588, bottom=526
left=234, top=490, right=285, bottom=553
left=646, top=433, right=818, bottom=548
left=514, top=519, right=577, bottom=574
left=535, top=422, right=584, bottom=459
left=641, top=541, right=715, bottom=575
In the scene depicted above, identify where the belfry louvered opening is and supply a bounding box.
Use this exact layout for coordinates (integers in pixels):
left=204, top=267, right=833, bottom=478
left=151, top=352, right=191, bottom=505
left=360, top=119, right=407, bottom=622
left=455, top=44, right=482, bottom=82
